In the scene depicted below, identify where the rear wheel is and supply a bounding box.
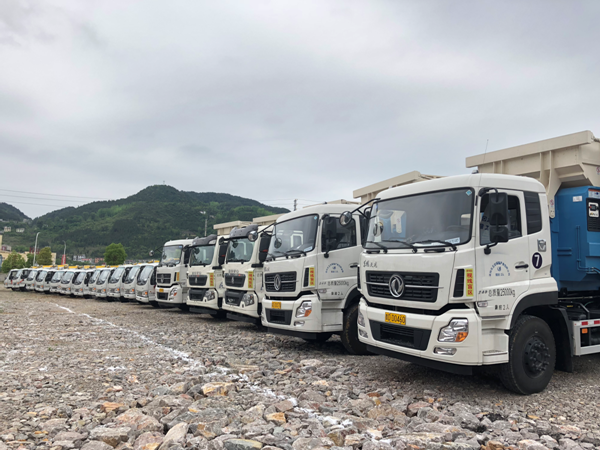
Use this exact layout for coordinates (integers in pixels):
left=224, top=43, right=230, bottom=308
left=341, top=303, right=370, bottom=355
left=149, top=301, right=160, bottom=308
left=500, top=315, right=556, bottom=394
left=178, top=304, right=190, bottom=311
left=211, top=310, right=227, bottom=319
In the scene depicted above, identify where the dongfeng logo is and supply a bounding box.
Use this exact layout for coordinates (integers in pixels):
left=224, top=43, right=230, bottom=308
left=273, top=274, right=282, bottom=291
left=389, top=274, right=405, bottom=298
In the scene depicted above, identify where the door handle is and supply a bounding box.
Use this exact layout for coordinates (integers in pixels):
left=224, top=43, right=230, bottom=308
left=515, top=263, right=529, bottom=269
left=349, top=263, right=358, bottom=269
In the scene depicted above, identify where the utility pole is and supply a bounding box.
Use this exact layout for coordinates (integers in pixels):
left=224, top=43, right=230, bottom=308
left=62, top=241, right=67, bottom=266
left=32, top=232, right=40, bottom=266
left=294, top=199, right=297, bottom=211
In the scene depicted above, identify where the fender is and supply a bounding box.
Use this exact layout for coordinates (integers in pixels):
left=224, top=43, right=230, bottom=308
left=342, top=285, right=361, bottom=310
left=509, top=291, right=558, bottom=328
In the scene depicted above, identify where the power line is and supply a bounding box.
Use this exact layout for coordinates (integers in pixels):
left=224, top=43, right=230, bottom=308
left=0, top=188, right=109, bottom=200
left=0, top=193, right=86, bottom=203
left=0, top=199, right=80, bottom=208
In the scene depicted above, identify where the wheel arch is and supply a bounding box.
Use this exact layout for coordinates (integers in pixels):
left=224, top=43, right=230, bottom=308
left=342, top=286, right=362, bottom=311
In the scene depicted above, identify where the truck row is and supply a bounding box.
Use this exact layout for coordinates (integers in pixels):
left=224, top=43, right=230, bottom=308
left=5, top=130, right=600, bottom=395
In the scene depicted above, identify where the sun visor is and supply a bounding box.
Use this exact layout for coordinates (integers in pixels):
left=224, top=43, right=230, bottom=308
left=192, top=234, right=218, bottom=246
left=229, top=224, right=259, bottom=238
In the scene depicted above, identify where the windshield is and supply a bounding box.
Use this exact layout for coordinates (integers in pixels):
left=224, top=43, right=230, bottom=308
left=98, top=269, right=111, bottom=284
left=161, top=245, right=183, bottom=265
left=74, top=271, right=86, bottom=284
left=61, top=271, right=75, bottom=283
left=125, top=266, right=140, bottom=283
left=27, top=271, right=37, bottom=281
left=268, top=214, right=319, bottom=258
left=227, top=238, right=255, bottom=263
left=367, top=188, right=474, bottom=249
left=109, top=267, right=125, bottom=284
left=36, top=271, right=47, bottom=282
left=51, top=271, right=63, bottom=282
left=190, top=245, right=215, bottom=266
left=89, top=269, right=101, bottom=284
left=138, top=265, right=153, bottom=284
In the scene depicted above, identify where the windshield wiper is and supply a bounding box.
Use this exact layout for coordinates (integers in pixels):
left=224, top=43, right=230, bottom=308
left=365, top=242, right=388, bottom=253
left=227, top=258, right=247, bottom=263
left=284, top=249, right=306, bottom=257
left=385, top=239, right=418, bottom=252
left=412, top=239, right=457, bottom=251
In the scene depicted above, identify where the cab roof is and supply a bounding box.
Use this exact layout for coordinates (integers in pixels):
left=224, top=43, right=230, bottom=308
left=276, top=204, right=361, bottom=223
left=377, top=173, right=546, bottom=201
left=164, top=238, right=194, bottom=247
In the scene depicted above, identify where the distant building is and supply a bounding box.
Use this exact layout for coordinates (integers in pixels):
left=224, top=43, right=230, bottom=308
left=16, top=228, right=24, bottom=233
left=3, top=226, right=10, bottom=232
left=1, top=245, right=11, bottom=252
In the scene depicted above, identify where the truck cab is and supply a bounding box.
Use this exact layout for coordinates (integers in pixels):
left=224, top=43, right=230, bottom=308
left=34, top=269, right=48, bottom=293
left=95, top=268, right=115, bottom=299
left=186, top=234, right=224, bottom=317
left=136, top=262, right=158, bottom=305
left=25, top=269, right=40, bottom=291
left=49, top=270, right=65, bottom=293
left=154, top=238, right=193, bottom=308
left=122, top=265, right=142, bottom=301
left=86, top=268, right=102, bottom=298
left=107, top=265, right=132, bottom=302
left=73, top=269, right=93, bottom=297
left=4, top=269, right=18, bottom=289
left=59, top=269, right=78, bottom=296
left=357, top=130, right=600, bottom=394
left=12, top=269, right=29, bottom=291
left=261, top=204, right=369, bottom=353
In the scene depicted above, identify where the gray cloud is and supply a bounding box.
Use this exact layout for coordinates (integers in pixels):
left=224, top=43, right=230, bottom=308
left=1, top=0, right=600, bottom=216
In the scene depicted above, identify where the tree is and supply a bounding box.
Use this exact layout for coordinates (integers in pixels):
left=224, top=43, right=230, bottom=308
left=104, top=243, right=127, bottom=265
left=1, top=252, right=26, bottom=273
left=25, top=253, right=34, bottom=268
left=37, top=247, right=53, bottom=265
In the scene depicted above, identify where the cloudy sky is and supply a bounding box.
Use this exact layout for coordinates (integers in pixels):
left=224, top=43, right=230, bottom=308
left=1, top=0, right=600, bottom=218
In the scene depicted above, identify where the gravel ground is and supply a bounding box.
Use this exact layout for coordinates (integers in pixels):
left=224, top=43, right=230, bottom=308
left=1, top=289, right=600, bottom=450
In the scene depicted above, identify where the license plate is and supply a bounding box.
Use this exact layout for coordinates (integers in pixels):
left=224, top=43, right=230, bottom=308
left=272, top=301, right=282, bottom=309
left=385, top=312, right=406, bottom=325
left=159, top=288, right=164, bottom=293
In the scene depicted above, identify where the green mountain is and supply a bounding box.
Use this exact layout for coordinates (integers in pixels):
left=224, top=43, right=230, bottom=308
left=1, top=185, right=288, bottom=259
left=0, top=202, right=30, bottom=222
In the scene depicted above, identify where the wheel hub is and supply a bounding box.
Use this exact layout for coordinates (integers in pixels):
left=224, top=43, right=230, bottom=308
left=523, top=337, right=550, bottom=376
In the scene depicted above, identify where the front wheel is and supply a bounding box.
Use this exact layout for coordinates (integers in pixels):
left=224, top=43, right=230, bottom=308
left=341, top=303, right=370, bottom=355
left=303, top=333, right=332, bottom=343
left=149, top=301, right=160, bottom=308
left=500, top=315, right=556, bottom=395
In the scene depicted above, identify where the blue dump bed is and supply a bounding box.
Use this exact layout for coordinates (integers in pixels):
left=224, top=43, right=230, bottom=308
left=551, top=186, right=600, bottom=293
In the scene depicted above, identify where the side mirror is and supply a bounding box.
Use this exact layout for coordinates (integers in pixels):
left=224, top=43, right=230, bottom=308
left=248, top=230, right=258, bottom=242
left=218, top=241, right=228, bottom=266
left=339, top=211, right=353, bottom=227
left=489, top=192, right=509, bottom=226
left=490, top=226, right=509, bottom=244
left=258, top=234, right=272, bottom=263
left=149, top=250, right=154, bottom=257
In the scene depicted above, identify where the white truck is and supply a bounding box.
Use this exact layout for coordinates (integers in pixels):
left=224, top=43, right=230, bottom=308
left=49, top=269, right=65, bottom=294
left=11, top=269, right=30, bottom=291
left=260, top=204, right=371, bottom=353
left=153, top=239, right=194, bottom=309
left=136, top=262, right=158, bottom=305
left=353, top=130, right=600, bottom=394
left=122, top=264, right=142, bottom=301
left=34, top=269, right=49, bottom=293
left=219, top=224, right=268, bottom=324
left=4, top=269, right=18, bottom=289
left=73, top=269, right=94, bottom=297
left=186, top=234, right=225, bottom=317
left=86, top=268, right=102, bottom=298
left=107, top=265, right=133, bottom=302
left=59, top=269, right=78, bottom=296
left=25, top=269, right=40, bottom=291
left=95, top=267, right=115, bottom=299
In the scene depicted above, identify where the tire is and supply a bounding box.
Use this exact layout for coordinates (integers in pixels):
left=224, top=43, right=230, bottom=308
left=211, top=310, right=227, bottom=319
left=303, top=333, right=333, bottom=343
left=149, top=301, right=160, bottom=308
left=178, top=304, right=190, bottom=311
left=500, top=315, right=556, bottom=395
left=341, top=303, right=370, bottom=355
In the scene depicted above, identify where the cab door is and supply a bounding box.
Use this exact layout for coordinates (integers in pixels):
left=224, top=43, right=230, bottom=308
left=317, top=215, right=360, bottom=300
left=475, top=190, right=530, bottom=317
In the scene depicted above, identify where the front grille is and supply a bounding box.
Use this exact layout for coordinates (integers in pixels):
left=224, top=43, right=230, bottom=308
left=266, top=309, right=292, bottom=325
left=157, top=292, right=168, bottom=300
left=157, top=273, right=171, bottom=284
left=265, top=272, right=297, bottom=292
left=189, top=288, right=207, bottom=301
left=365, top=271, right=439, bottom=302
left=370, top=320, right=431, bottom=350
left=137, top=290, right=144, bottom=297
left=225, top=289, right=243, bottom=306
left=225, top=274, right=246, bottom=288
left=189, top=275, right=208, bottom=286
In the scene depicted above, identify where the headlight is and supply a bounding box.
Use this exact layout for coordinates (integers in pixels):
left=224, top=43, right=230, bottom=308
left=241, top=293, right=255, bottom=306
left=357, top=310, right=365, bottom=327
left=296, top=301, right=312, bottom=318
left=438, top=319, right=469, bottom=342
left=205, top=290, right=216, bottom=301
left=169, top=289, right=178, bottom=298
left=115, top=288, right=120, bottom=292
left=143, top=291, right=148, bottom=297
